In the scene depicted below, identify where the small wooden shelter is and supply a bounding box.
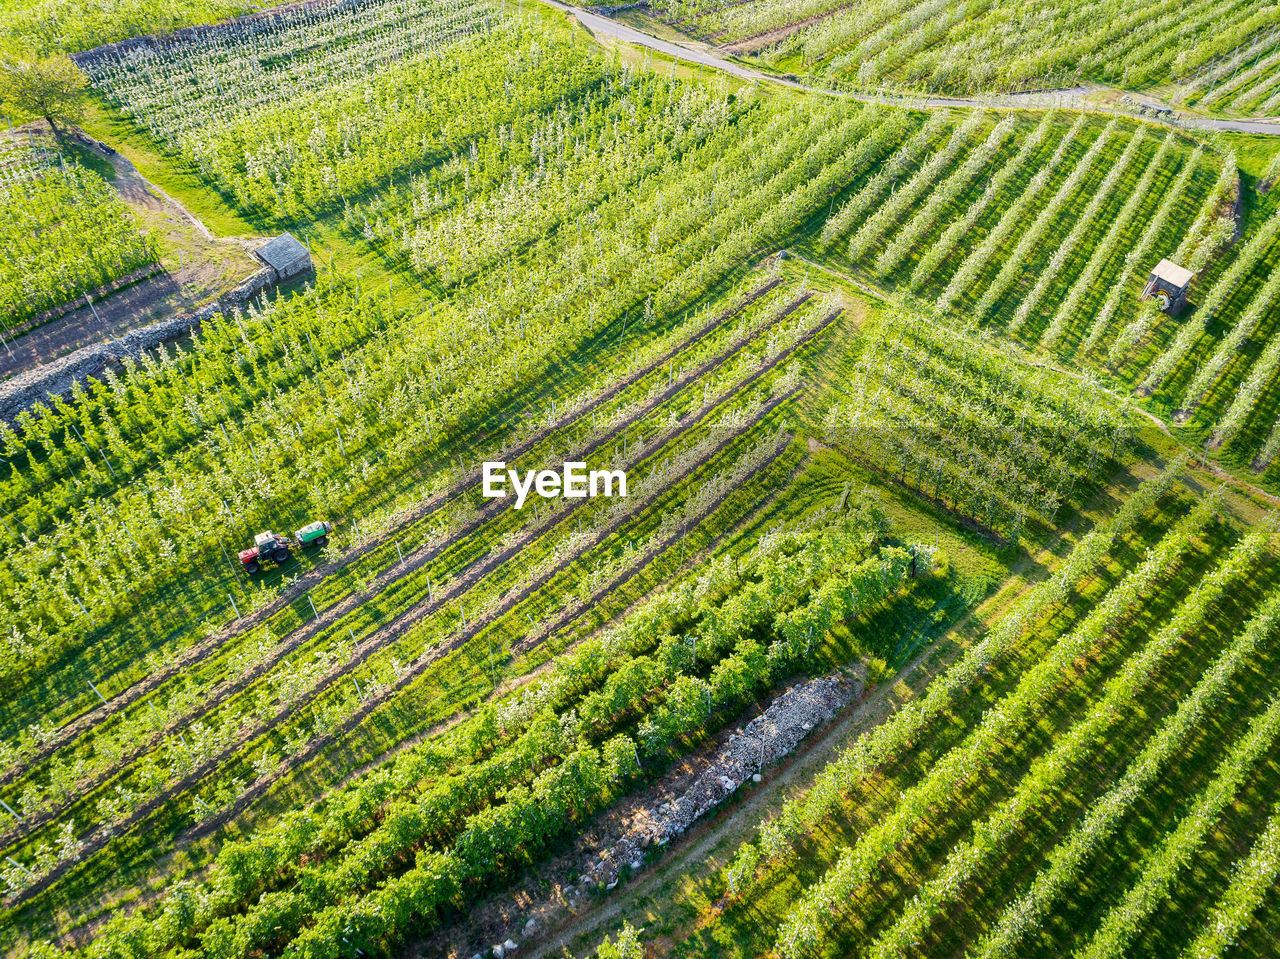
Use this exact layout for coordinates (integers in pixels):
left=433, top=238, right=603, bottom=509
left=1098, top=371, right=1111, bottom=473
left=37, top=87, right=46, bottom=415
left=1143, top=258, right=1194, bottom=313
left=254, top=232, right=313, bottom=281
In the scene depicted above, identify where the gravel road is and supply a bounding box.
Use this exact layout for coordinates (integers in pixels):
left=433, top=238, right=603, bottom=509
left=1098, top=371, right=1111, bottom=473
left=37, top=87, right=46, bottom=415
left=548, top=2, right=1280, bottom=137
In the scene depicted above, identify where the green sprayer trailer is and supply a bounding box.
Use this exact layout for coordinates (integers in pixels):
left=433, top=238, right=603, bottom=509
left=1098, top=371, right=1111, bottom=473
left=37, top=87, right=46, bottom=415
left=239, top=520, right=332, bottom=573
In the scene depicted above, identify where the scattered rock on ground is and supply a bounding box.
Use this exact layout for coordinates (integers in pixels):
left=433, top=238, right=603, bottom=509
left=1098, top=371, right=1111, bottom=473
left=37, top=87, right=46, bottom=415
left=582, top=671, right=860, bottom=887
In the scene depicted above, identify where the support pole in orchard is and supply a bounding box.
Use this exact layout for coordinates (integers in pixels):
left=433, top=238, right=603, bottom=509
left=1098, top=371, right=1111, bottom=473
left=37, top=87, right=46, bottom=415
left=86, top=293, right=106, bottom=332
left=0, top=799, right=23, bottom=822
left=88, top=679, right=107, bottom=706
left=229, top=593, right=241, bottom=622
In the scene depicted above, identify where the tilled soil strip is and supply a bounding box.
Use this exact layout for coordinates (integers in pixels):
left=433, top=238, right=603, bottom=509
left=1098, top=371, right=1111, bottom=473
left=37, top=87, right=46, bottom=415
left=718, top=3, right=857, bottom=54
left=55, top=454, right=811, bottom=953
left=508, top=454, right=809, bottom=667
left=0, top=276, right=784, bottom=787
left=0, top=288, right=809, bottom=852
left=8, top=408, right=792, bottom=909
left=350, top=454, right=811, bottom=795
left=8, top=306, right=839, bottom=906
left=668, top=0, right=762, bottom=28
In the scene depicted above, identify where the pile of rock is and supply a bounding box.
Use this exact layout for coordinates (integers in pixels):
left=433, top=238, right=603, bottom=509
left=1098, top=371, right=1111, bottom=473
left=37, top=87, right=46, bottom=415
left=581, top=671, right=859, bottom=888
left=0, top=268, right=275, bottom=423
left=473, top=937, right=519, bottom=959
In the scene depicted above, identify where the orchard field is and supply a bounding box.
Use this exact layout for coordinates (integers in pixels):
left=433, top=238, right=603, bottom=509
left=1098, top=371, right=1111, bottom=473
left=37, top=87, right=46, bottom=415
left=0, top=139, right=157, bottom=329
left=1, top=0, right=1279, bottom=958
left=649, top=0, right=1280, bottom=108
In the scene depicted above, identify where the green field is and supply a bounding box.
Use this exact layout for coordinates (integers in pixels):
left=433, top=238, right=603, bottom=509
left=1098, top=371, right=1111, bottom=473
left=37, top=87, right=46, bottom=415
left=648, top=0, right=1280, bottom=109
left=3, top=0, right=1280, bottom=957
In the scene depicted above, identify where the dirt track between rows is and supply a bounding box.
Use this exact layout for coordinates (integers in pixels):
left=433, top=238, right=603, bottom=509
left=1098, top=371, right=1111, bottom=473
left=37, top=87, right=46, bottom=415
left=0, top=284, right=802, bottom=861
left=719, top=2, right=856, bottom=55
left=0, top=276, right=786, bottom=792
left=5, top=302, right=839, bottom=914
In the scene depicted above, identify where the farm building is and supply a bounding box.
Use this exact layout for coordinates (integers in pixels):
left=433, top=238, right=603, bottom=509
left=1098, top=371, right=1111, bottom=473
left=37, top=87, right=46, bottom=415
left=254, top=232, right=313, bottom=281
left=1143, top=258, right=1194, bottom=313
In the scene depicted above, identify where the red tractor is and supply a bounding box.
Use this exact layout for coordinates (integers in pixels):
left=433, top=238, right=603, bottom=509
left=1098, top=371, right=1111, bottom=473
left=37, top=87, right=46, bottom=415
left=239, top=531, right=292, bottom=574
left=239, top=521, right=332, bottom=574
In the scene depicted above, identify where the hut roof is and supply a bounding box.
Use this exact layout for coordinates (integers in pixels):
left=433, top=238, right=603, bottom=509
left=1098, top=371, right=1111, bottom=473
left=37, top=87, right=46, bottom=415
left=255, top=232, right=309, bottom=270
left=1151, top=258, right=1194, bottom=290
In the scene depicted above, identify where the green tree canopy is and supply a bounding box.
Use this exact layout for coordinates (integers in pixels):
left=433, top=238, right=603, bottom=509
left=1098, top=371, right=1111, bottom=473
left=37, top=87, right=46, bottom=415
left=0, top=54, right=86, bottom=137
left=594, top=922, right=644, bottom=959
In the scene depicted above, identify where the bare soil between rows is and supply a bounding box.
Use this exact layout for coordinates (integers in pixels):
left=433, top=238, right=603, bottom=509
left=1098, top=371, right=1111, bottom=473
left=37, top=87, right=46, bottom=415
left=11, top=302, right=832, bottom=914
left=0, top=275, right=786, bottom=790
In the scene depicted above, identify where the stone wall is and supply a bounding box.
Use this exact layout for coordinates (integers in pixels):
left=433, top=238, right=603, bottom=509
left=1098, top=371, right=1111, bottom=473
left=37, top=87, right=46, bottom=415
left=580, top=671, right=863, bottom=890
left=0, top=267, right=275, bottom=424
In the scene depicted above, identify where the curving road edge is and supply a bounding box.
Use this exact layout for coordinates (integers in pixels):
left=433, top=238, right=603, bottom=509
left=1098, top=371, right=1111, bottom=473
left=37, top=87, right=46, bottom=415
left=546, top=1, right=1280, bottom=137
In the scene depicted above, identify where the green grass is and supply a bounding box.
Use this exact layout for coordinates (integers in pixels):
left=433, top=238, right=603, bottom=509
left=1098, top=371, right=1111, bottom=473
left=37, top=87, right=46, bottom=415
left=76, top=99, right=259, bottom=238
left=7, top=2, right=1280, bottom=954
left=563, top=475, right=1280, bottom=958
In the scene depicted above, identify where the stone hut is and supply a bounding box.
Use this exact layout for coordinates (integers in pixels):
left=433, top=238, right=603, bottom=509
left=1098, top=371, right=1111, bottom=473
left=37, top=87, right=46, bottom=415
left=254, top=232, right=313, bottom=281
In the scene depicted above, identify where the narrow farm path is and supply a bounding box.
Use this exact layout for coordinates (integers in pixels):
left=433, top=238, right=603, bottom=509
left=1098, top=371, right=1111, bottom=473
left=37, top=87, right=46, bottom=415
left=548, top=2, right=1280, bottom=137
left=0, top=125, right=262, bottom=380
left=521, top=454, right=1153, bottom=959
